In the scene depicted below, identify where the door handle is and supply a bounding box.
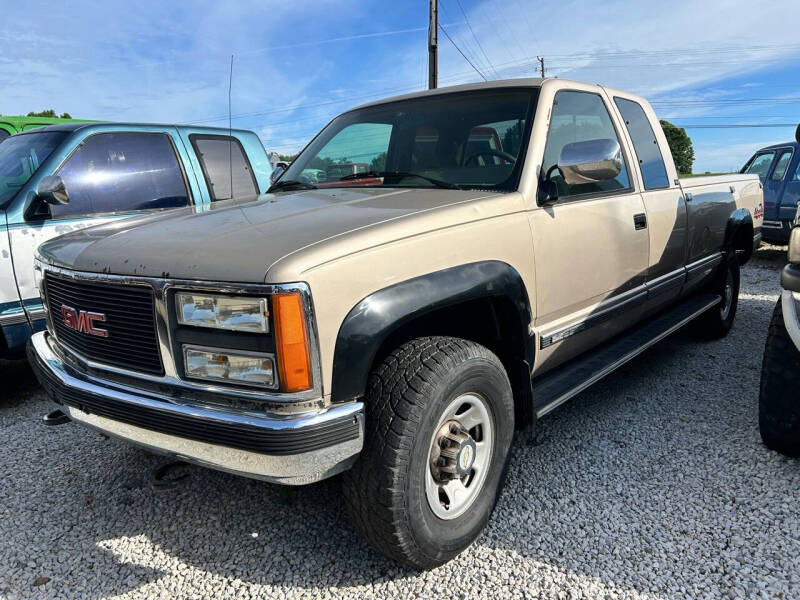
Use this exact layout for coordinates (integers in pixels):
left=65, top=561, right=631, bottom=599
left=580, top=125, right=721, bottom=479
left=684, top=192, right=693, bottom=202
left=633, top=213, right=647, bottom=230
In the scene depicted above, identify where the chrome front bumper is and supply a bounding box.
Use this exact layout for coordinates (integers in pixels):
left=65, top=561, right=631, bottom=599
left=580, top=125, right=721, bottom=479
left=28, top=331, right=364, bottom=485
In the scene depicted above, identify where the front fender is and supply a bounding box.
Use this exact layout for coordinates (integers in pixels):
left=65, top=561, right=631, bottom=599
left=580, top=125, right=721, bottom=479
left=330, top=261, right=533, bottom=403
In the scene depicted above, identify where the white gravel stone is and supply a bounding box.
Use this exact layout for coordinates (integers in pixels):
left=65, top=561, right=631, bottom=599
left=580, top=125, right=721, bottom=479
left=1, top=246, right=798, bottom=599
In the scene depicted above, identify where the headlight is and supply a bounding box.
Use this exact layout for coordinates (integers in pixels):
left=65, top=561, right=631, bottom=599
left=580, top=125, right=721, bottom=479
left=183, top=346, right=276, bottom=388
left=789, top=227, right=800, bottom=265
left=176, top=293, right=269, bottom=333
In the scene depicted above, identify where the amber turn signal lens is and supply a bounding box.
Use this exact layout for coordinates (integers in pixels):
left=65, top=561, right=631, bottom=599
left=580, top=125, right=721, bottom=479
left=272, top=293, right=312, bottom=392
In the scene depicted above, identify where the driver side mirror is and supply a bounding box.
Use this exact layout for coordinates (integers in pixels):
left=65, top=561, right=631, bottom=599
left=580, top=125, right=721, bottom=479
left=270, top=166, right=285, bottom=184
left=558, top=139, right=622, bottom=186
left=537, top=178, right=558, bottom=207
left=36, top=175, right=69, bottom=205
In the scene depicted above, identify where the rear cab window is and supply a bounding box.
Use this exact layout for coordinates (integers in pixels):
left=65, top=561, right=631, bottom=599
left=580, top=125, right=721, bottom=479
left=614, top=97, right=670, bottom=190
left=190, top=135, right=259, bottom=201
left=771, top=149, right=793, bottom=181
left=52, top=131, right=190, bottom=219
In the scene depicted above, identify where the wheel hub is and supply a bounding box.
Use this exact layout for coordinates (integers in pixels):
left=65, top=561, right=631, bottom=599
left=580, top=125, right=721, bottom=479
left=425, top=393, right=494, bottom=520
left=430, top=421, right=476, bottom=481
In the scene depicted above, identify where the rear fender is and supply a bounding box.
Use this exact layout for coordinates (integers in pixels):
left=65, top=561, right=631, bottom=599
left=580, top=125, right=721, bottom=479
left=724, top=208, right=754, bottom=265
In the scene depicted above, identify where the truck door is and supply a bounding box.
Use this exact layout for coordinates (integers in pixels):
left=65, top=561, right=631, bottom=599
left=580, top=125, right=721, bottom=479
left=530, top=90, right=649, bottom=373
left=766, top=148, right=794, bottom=224
left=613, top=96, right=687, bottom=313
left=8, top=129, right=195, bottom=323
left=780, top=151, right=800, bottom=221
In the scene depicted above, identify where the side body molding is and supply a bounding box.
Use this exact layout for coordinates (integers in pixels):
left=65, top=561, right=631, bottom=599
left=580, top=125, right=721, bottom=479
left=330, top=261, right=534, bottom=403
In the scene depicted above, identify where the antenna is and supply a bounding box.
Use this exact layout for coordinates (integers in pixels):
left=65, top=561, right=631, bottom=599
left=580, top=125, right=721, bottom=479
left=228, top=54, right=234, bottom=199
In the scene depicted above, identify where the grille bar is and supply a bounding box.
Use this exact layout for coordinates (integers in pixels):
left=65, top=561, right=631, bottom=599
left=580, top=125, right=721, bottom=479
left=45, top=272, right=164, bottom=375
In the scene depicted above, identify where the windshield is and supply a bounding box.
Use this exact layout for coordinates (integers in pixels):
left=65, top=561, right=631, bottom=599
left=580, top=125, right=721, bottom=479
left=0, top=131, right=67, bottom=207
left=281, top=88, right=538, bottom=192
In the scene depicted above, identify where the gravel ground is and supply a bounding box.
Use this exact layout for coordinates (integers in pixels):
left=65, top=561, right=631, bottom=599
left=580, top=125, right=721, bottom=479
left=1, top=246, right=799, bottom=600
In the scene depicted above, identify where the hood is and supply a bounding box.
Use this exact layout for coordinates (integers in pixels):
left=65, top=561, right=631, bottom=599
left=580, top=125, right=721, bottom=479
left=38, top=187, right=497, bottom=283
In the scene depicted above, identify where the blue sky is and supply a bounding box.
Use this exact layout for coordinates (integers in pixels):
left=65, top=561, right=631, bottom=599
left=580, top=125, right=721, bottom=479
left=2, top=0, right=798, bottom=172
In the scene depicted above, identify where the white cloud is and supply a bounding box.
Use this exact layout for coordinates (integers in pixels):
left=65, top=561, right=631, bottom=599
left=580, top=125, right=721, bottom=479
left=2, top=0, right=798, bottom=168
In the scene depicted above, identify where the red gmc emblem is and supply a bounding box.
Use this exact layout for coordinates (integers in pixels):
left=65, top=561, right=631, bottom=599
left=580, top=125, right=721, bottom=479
left=61, top=305, right=108, bottom=338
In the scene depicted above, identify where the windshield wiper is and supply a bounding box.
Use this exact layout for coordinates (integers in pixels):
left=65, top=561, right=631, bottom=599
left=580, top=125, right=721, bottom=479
left=339, top=171, right=461, bottom=190
left=267, top=179, right=317, bottom=193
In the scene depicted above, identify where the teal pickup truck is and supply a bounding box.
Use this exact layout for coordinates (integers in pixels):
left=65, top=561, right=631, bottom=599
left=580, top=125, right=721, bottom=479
left=0, top=122, right=272, bottom=357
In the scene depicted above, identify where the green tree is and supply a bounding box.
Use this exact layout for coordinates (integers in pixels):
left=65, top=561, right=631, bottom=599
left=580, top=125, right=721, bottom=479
left=277, top=153, right=296, bottom=162
left=26, top=109, right=72, bottom=119
left=660, top=120, right=694, bottom=174
left=501, top=120, right=525, bottom=155
left=370, top=152, right=387, bottom=172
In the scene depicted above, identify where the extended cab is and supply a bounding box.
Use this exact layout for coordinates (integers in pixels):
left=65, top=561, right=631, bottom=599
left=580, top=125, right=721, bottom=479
left=0, top=123, right=272, bottom=357
left=29, top=79, right=762, bottom=569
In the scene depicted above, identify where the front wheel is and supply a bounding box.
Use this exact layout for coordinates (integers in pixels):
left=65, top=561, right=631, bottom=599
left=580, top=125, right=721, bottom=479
left=342, top=337, right=515, bottom=569
left=759, top=299, right=800, bottom=457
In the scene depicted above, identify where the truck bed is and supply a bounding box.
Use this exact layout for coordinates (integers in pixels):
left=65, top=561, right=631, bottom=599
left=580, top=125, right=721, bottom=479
left=679, top=173, right=764, bottom=235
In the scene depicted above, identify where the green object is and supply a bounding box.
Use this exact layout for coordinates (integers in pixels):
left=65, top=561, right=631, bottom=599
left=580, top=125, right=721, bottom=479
left=660, top=119, right=695, bottom=175
left=0, top=115, right=91, bottom=140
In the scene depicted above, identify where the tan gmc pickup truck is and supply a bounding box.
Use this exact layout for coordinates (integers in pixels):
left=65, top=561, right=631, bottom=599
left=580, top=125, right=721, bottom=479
left=29, top=78, right=763, bottom=569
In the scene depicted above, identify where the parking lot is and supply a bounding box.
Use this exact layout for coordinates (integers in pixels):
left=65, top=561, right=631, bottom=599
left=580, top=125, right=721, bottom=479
left=1, top=246, right=798, bottom=600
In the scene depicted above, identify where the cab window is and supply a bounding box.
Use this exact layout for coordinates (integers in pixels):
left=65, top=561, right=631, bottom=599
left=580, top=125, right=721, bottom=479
left=614, top=97, right=669, bottom=190
left=741, top=152, right=775, bottom=181
left=771, top=150, right=793, bottom=181
left=53, top=132, right=190, bottom=219
left=190, top=135, right=259, bottom=200
left=543, top=91, right=631, bottom=199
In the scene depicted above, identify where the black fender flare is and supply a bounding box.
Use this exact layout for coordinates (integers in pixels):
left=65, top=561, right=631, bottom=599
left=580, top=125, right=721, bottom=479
left=724, top=207, right=754, bottom=264
left=330, top=261, right=534, bottom=403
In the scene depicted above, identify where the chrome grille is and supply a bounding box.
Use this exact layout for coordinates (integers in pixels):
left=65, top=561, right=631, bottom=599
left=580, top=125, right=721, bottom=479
left=44, top=272, right=163, bottom=375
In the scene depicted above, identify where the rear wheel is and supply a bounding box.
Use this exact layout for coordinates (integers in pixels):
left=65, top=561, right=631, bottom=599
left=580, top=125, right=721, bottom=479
left=759, top=299, right=800, bottom=457
left=342, top=336, right=515, bottom=569
left=695, top=252, right=740, bottom=339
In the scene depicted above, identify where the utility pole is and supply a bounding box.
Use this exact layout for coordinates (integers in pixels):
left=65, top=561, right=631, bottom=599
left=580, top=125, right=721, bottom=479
left=537, top=56, right=545, bottom=78
left=428, top=0, right=438, bottom=89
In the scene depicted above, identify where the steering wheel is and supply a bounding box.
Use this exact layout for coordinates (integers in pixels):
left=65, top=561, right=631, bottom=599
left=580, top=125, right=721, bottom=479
left=464, top=149, right=517, bottom=167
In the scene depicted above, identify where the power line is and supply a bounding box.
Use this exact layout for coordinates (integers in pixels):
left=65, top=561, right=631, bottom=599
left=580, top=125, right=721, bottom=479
left=438, top=23, right=487, bottom=81
left=452, top=0, right=499, bottom=78
left=680, top=123, right=798, bottom=129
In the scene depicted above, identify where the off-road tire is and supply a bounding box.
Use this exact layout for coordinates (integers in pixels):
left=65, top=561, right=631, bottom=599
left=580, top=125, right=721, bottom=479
left=695, top=251, right=740, bottom=339
left=342, top=336, right=515, bottom=569
left=759, top=298, right=800, bottom=457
